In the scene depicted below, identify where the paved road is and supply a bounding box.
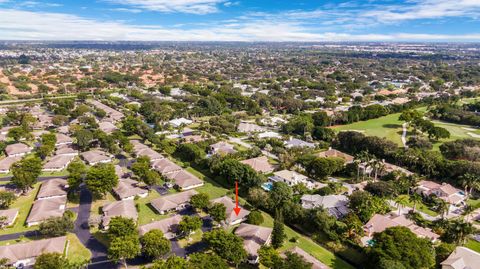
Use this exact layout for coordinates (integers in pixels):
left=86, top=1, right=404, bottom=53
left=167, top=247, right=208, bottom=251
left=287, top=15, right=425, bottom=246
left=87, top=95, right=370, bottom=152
left=0, top=175, right=67, bottom=182
left=0, top=230, right=39, bottom=241
left=74, top=186, right=117, bottom=268
left=401, top=123, right=408, bottom=148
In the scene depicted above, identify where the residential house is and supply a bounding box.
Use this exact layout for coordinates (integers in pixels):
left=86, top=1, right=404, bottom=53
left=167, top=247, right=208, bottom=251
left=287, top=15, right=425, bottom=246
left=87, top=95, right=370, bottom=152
left=138, top=214, right=183, bottom=239
left=36, top=178, right=68, bottom=200
left=98, top=121, right=118, bottom=134
left=55, top=145, right=78, bottom=156
left=101, top=199, right=138, bottom=229
left=209, top=141, right=237, bottom=155
left=269, top=170, right=320, bottom=189
left=42, top=154, right=75, bottom=172
left=237, top=122, right=264, bottom=133
left=169, top=117, right=192, bottom=128
left=81, top=149, right=113, bottom=165
left=441, top=246, right=480, bottom=269
left=26, top=196, right=67, bottom=226
left=211, top=196, right=250, bottom=225
left=150, top=190, right=198, bottom=214
left=300, top=194, right=349, bottom=218
left=241, top=156, right=275, bottom=173
left=284, top=138, right=315, bottom=149
left=113, top=178, right=148, bottom=200
left=0, top=236, right=67, bottom=268
left=317, top=148, right=354, bottom=163
left=0, top=156, right=21, bottom=173
left=55, top=133, right=73, bottom=147
left=5, top=143, right=32, bottom=157
left=361, top=213, right=439, bottom=246
left=152, top=158, right=182, bottom=175
left=134, top=147, right=163, bottom=161
left=258, top=131, right=282, bottom=139
left=235, top=223, right=273, bottom=264
left=165, top=170, right=204, bottom=190
left=87, top=100, right=124, bottom=122
left=0, top=208, right=19, bottom=227
left=416, top=180, right=466, bottom=205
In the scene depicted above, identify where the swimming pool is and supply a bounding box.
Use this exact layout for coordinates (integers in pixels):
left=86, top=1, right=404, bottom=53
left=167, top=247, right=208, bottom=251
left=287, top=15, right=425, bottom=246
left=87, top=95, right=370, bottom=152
left=262, top=182, right=273, bottom=191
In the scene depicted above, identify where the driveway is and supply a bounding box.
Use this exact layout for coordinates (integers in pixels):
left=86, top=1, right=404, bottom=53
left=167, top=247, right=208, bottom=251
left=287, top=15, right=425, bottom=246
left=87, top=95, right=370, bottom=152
left=74, top=186, right=112, bottom=265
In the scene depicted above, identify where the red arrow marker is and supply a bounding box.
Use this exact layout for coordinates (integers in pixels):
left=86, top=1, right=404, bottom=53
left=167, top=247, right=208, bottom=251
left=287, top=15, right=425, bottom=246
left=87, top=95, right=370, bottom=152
left=234, top=181, right=241, bottom=216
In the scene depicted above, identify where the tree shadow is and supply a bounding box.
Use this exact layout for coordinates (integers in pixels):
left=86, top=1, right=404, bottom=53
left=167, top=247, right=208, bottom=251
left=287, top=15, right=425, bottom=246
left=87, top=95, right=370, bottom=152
left=382, top=124, right=401, bottom=129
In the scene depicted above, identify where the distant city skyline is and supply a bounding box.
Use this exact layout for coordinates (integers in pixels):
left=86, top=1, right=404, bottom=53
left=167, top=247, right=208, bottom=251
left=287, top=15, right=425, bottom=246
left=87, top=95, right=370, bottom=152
left=0, top=0, right=480, bottom=41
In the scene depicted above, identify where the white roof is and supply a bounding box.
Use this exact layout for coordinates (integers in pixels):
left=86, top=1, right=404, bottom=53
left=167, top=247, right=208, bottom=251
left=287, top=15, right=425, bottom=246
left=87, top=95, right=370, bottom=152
left=441, top=247, right=480, bottom=269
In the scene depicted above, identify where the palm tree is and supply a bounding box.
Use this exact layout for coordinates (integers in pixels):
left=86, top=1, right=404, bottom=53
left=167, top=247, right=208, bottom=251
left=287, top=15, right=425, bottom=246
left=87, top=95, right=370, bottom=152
left=437, top=199, right=449, bottom=219
left=395, top=195, right=409, bottom=215
left=463, top=205, right=475, bottom=222
left=461, top=173, right=479, bottom=200
left=448, top=219, right=475, bottom=245
left=370, top=157, right=380, bottom=182
left=411, top=193, right=422, bottom=212
left=356, top=150, right=372, bottom=180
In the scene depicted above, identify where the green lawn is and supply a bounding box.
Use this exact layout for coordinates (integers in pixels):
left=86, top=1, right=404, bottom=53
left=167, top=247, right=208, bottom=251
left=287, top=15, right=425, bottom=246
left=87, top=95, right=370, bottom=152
left=404, top=199, right=438, bottom=217
left=186, top=167, right=229, bottom=199
left=178, top=230, right=203, bottom=248
left=90, top=192, right=116, bottom=220
left=136, top=191, right=171, bottom=225
left=0, top=182, right=41, bottom=235
left=429, top=120, right=480, bottom=150
left=467, top=198, right=480, bottom=208
left=258, top=212, right=355, bottom=269
left=173, top=160, right=354, bottom=268
left=332, top=113, right=404, bottom=145
left=66, top=233, right=91, bottom=264
left=465, top=239, right=480, bottom=253
left=332, top=108, right=480, bottom=150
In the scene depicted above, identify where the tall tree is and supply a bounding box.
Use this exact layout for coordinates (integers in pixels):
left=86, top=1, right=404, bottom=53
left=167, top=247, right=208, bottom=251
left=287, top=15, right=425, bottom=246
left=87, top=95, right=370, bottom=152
left=190, top=193, right=210, bottom=211
left=108, top=235, right=141, bottom=269
left=209, top=203, right=226, bottom=224
left=369, top=226, right=435, bottom=269
left=140, top=229, right=171, bottom=259
left=85, top=163, right=118, bottom=198
left=203, top=229, right=247, bottom=267
left=271, top=212, right=286, bottom=249
left=34, top=253, right=70, bottom=269
left=178, top=215, right=202, bottom=239
left=66, top=160, right=87, bottom=192
left=11, top=157, right=42, bottom=194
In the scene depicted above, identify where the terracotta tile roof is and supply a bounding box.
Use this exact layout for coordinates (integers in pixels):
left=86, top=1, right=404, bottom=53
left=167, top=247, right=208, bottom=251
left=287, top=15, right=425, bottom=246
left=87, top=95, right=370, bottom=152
left=240, top=156, right=274, bottom=173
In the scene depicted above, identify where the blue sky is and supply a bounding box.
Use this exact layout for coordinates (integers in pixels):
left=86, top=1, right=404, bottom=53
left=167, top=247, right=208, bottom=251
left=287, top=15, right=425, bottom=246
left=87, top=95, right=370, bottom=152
left=0, top=0, right=479, bottom=41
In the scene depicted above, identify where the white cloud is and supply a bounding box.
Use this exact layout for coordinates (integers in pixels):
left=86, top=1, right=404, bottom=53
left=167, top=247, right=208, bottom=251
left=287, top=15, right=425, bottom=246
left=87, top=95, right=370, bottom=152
left=0, top=8, right=479, bottom=41
left=362, top=0, right=480, bottom=23
left=104, top=0, right=226, bottom=14
left=109, top=8, right=143, bottom=13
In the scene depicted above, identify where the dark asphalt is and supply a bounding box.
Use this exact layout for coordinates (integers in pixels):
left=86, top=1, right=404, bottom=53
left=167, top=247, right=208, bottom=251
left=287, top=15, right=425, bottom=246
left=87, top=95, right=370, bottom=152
left=74, top=186, right=118, bottom=269
left=0, top=175, right=67, bottom=182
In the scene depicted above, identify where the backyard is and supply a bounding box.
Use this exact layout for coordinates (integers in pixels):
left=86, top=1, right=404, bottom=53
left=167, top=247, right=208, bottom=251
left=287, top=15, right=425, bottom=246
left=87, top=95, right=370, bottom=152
left=0, top=182, right=41, bottom=235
